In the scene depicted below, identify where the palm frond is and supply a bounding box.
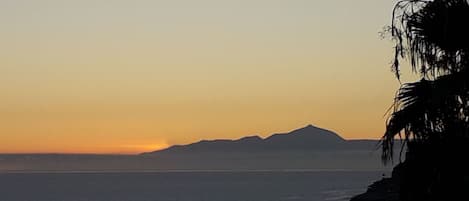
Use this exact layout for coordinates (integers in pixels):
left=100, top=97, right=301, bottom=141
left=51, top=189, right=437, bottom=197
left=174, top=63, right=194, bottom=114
left=381, top=70, right=469, bottom=163
left=388, top=0, right=469, bottom=80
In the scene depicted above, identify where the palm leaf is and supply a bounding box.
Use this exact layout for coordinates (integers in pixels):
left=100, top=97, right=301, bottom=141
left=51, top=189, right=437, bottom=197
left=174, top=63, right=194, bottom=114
left=381, top=70, right=469, bottom=163
left=389, top=0, right=469, bottom=79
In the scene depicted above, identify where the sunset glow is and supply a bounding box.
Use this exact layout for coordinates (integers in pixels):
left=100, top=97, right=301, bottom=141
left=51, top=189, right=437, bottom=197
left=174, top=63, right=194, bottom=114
left=1, top=0, right=402, bottom=154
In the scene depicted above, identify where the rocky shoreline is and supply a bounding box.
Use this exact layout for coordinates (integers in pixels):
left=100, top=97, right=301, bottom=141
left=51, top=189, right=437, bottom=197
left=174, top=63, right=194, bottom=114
left=350, top=164, right=402, bottom=201
left=350, top=178, right=398, bottom=201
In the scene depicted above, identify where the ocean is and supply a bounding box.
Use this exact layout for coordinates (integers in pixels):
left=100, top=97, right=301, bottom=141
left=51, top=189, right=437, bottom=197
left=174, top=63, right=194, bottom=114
left=0, top=170, right=385, bottom=201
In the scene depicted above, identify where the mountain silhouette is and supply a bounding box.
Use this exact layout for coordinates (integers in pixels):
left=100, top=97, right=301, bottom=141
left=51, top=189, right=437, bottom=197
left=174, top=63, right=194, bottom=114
left=143, top=124, right=378, bottom=155
left=0, top=124, right=393, bottom=172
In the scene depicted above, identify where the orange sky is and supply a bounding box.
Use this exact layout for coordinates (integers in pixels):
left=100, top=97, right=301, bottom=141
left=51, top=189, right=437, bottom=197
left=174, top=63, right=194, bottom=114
left=0, top=0, right=408, bottom=154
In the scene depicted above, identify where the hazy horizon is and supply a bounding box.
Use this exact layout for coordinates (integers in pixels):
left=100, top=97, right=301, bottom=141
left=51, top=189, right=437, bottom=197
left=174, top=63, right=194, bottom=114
left=1, top=0, right=405, bottom=154
left=0, top=123, right=389, bottom=172
left=0, top=124, right=383, bottom=155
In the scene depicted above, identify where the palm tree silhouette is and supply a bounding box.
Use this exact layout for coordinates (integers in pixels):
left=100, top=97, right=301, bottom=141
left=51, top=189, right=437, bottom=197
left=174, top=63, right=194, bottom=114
left=380, top=0, right=469, bottom=200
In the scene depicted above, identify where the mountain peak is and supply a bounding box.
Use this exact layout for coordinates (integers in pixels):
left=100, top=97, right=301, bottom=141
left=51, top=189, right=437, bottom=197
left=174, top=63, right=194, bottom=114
left=288, top=124, right=342, bottom=137
left=265, top=124, right=345, bottom=143
left=238, top=136, right=263, bottom=141
left=300, top=124, right=317, bottom=130
left=288, top=124, right=322, bottom=133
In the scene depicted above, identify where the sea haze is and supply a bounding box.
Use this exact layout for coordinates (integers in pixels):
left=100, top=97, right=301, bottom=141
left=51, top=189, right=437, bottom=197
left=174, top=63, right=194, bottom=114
left=0, top=125, right=398, bottom=201
left=0, top=170, right=387, bottom=201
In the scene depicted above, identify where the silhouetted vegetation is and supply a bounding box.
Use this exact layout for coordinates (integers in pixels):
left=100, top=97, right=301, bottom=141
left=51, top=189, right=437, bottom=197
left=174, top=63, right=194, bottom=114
left=379, top=0, right=469, bottom=200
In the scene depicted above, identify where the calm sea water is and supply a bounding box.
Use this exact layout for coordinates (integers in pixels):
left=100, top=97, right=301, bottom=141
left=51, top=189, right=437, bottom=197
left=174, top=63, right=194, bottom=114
left=0, top=170, right=385, bottom=201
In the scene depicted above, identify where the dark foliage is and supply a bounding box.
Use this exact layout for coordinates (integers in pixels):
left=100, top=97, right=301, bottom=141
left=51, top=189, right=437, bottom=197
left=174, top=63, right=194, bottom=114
left=382, top=0, right=469, bottom=163
left=379, top=0, right=469, bottom=200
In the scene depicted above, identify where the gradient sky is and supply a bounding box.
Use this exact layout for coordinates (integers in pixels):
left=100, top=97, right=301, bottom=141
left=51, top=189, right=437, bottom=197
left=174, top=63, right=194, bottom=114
left=0, top=0, right=408, bottom=154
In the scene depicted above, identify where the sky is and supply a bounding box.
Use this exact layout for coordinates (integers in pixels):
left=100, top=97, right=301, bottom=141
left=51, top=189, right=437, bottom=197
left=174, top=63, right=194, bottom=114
left=0, top=0, right=406, bottom=154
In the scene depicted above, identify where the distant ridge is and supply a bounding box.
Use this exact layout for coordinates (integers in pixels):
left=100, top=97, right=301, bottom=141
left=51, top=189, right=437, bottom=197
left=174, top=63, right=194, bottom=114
left=142, top=124, right=378, bottom=155
left=1, top=125, right=394, bottom=171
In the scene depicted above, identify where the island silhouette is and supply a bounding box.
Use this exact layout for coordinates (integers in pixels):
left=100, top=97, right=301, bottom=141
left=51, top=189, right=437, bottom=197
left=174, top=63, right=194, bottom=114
left=0, top=124, right=395, bottom=172
left=143, top=124, right=379, bottom=155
